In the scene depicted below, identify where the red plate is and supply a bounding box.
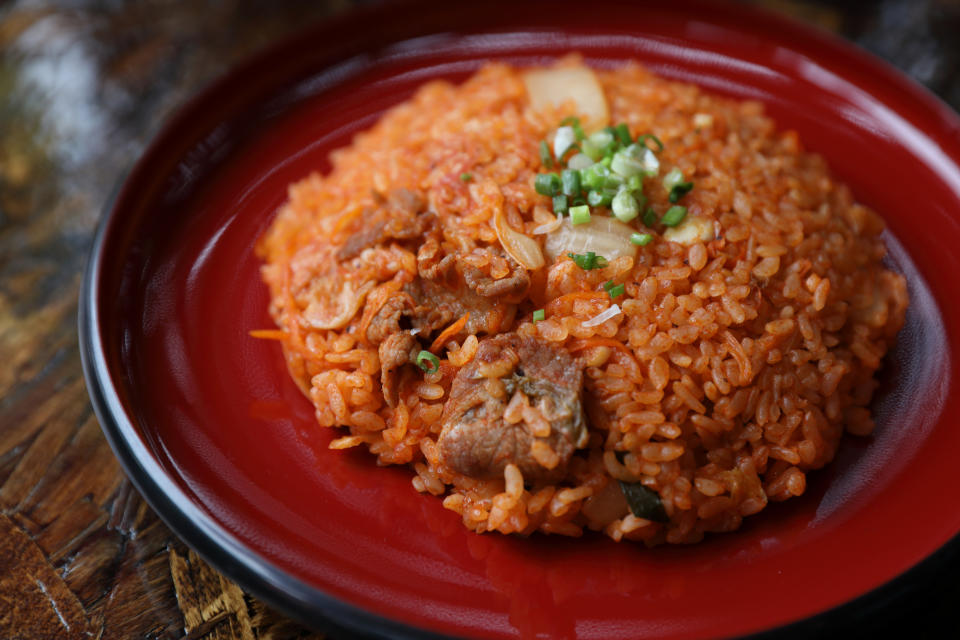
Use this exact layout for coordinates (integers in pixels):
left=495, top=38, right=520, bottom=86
left=80, top=1, right=960, bottom=638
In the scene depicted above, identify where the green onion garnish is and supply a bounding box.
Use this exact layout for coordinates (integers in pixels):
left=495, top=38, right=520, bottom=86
left=612, top=188, right=639, bottom=222
left=534, top=173, right=561, bottom=196
left=416, top=350, right=440, bottom=374
left=553, top=194, right=569, bottom=215
left=603, top=280, right=626, bottom=299
left=568, top=251, right=608, bottom=270
left=569, top=204, right=591, bottom=225
left=611, top=143, right=659, bottom=178
left=587, top=189, right=615, bottom=207
left=627, top=174, right=643, bottom=192
left=663, top=167, right=684, bottom=189
left=669, top=181, right=694, bottom=203
left=581, top=164, right=609, bottom=191
left=661, top=205, right=688, bottom=227
left=460, top=172, right=472, bottom=182
left=560, top=116, right=586, bottom=141
left=631, top=232, right=653, bottom=246
left=532, top=309, right=545, bottom=322
left=636, top=134, right=664, bottom=153
left=614, top=123, right=632, bottom=145
left=663, top=167, right=693, bottom=202
left=540, top=140, right=554, bottom=168
left=583, top=129, right=615, bottom=160
left=561, top=169, right=581, bottom=197
left=642, top=207, right=658, bottom=228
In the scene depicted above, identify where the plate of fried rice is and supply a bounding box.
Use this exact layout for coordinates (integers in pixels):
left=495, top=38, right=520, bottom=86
left=81, top=1, right=960, bottom=638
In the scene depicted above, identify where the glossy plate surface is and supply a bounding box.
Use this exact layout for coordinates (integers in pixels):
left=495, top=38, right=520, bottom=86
left=80, top=1, right=960, bottom=638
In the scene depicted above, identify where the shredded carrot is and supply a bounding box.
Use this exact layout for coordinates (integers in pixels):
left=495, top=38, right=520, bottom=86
left=429, top=313, right=470, bottom=353
left=249, top=329, right=286, bottom=341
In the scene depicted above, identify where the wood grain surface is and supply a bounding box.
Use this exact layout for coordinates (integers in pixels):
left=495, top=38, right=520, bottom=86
left=0, top=1, right=957, bottom=638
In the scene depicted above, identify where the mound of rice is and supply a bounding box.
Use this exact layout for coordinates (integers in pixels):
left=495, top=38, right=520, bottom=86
left=257, top=57, right=907, bottom=545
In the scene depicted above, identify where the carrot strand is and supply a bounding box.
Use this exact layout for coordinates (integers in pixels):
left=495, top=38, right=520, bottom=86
left=429, top=312, right=470, bottom=354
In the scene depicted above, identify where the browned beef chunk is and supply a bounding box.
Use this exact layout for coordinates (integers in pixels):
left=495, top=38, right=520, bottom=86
left=437, top=333, right=587, bottom=484
left=337, top=188, right=429, bottom=261
left=365, top=292, right=416, bottom=344
left=462, top=263, right=530, bottom=298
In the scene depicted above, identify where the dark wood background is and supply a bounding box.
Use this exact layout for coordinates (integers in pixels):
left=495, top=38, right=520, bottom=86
left=1, top=1, right=957, bottom=638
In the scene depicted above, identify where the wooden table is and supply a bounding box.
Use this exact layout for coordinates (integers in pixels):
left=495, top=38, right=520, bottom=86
left=1, top=1, right=957, bottom=638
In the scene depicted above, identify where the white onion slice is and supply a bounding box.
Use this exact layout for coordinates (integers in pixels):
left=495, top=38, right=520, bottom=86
left=494, top=208, right=545, bottom=270
left=544, top=216, right=638, bottom=262
left=523, top=66, right=610, bottom=131
left=583, top=304, right=621, bottom=327
left=532, top=214, right=564, bottom=235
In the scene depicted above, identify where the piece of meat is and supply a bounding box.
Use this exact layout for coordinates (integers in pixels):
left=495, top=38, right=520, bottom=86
left=417, top=237, right=457, bottom=282
left=337, top=188, right=429, bottom=260
left=463, top=264, right=530, bottom=298
left=365, top=291, right=416, bottom=344
left=379, top=331, right=419, bottom=407
left=407, top=279, right=511, bottom=337
left=437, top=333, right=587, bottom=484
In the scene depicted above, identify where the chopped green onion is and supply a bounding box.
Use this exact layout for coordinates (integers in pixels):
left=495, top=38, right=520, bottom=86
left=561, top=169, right=581, bottom=197
left=580, top=138, right=602, bottom=160
left=571, top=195, right=587, bottom=207
left=459, top=172, right=472, bottom=182
left=583, top=129, right=615, bottom=160
left=631, top=232, right=653, bottom=246
left=539, top=140, right=553, bottom=169
left=587, top=189, right=615, bottom=207
left=567, top=251, right=608, bottom=270
left=636, top=134, right=664, bottom=153
left=552, top=194, right=569, bottom=215
left=614, top=122, right=632, bottom=145
left=570, top=204, right=591, bottom=225
left=612, top=188, right=639, bottom=222
left=603, top=279, right=626, bottom=299
left=663, top=168, right=684, bottom=190
left=534, top=173, right=561, bottom=196
left=635, top=192, right=648, bottom=211
left=603, top=172, right=625, bottom=189
left=626, top=174, right=643, bottom=192
left=589, top=129, right=615, bottom=148
left=581, top=164, right=610, bottom=191
left=567, top=153, right=594, bottom=170
left=661, top=205, right=688, bottom=227
left=532, top=309, right=545, bottom=322
left=601, top=155, right=613, bottom=168
left=560, top=116, right=586, bottom=141
left=663, top=167, right=693, bottom=202
left=643, top=207, right=658, bottom=227
left=611, top=143, right=659, bottom=178
left=669, top=182, right=694, bottom=203
left=416, top=350, right=440, bottom=374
